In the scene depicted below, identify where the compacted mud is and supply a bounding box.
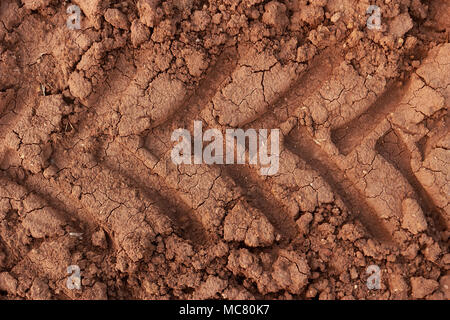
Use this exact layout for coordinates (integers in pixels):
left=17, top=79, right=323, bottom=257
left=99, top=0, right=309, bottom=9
left=0, top=0, right=448, bottom=300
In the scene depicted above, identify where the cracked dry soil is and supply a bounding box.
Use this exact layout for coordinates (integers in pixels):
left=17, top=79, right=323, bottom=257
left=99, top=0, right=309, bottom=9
left=0, top=0, right=449, bottom=300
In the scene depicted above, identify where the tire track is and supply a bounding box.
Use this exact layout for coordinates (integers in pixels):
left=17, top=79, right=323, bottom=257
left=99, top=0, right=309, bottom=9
left=107, top=48, right=249, bottom=238
left=93, top=48, right=343, bottom=243
left=216, top=50, right=432, bottom=244
left=285, top=126, right=394, bottom=242
left=196, top=49, right=346, bottom=237
left=44, top=49, right=240, bottom=246
left=218, top=50, right=346, bottom=229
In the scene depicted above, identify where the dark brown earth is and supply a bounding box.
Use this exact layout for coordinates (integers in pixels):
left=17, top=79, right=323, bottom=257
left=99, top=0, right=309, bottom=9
left=0, top=0, right=448, bottom=300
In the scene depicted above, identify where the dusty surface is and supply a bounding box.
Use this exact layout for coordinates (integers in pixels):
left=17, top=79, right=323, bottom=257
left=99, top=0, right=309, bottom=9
left=0, top=0, right=449, bottom=300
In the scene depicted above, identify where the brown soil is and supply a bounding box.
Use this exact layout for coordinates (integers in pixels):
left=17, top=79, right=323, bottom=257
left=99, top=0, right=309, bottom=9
left=0, top=0, right=449, bottom=300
